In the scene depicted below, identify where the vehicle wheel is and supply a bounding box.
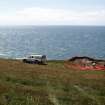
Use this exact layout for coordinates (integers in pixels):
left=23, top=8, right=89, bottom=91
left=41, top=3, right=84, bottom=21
left=23, top=59, right=26, bottom=63
left=35, top=60, right=38, bottom=64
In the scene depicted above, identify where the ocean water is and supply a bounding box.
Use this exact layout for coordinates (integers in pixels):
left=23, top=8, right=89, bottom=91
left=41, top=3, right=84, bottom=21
left=0, top=26, right=105, bottom=60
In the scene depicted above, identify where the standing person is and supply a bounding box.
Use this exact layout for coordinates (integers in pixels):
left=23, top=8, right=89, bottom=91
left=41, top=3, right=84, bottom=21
left=92, top=62, right=96, bottom=69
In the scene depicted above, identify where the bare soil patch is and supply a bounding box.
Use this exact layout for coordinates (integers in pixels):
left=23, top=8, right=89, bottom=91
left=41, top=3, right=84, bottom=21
left=83, top=74, right=105, bottom=79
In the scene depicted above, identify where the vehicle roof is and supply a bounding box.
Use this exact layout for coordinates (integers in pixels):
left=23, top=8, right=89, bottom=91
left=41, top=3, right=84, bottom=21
left=28, top=55, right=44, bottom=57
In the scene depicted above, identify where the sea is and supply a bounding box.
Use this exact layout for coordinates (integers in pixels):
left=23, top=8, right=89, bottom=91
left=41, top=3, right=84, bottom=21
left=0, top=26, right=105, bottom=60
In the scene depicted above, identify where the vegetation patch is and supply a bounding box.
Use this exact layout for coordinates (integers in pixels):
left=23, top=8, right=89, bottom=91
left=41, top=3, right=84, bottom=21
left=0, top=59, right=105, bottom=105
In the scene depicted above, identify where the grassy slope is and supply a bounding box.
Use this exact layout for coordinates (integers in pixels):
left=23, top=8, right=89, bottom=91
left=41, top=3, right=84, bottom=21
left=0, top=59, right=105, bottom=105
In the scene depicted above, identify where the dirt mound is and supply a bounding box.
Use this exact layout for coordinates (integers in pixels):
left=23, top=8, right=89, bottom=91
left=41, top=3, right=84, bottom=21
left=66, top=56, right=105, bottom=71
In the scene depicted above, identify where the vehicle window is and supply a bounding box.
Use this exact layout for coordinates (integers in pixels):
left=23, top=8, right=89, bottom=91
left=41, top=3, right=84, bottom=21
left=28, top=56, right=32, bottom=58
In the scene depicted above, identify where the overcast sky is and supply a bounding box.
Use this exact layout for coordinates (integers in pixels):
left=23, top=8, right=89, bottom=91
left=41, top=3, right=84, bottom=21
left=0, top=0, right=105, bottom=25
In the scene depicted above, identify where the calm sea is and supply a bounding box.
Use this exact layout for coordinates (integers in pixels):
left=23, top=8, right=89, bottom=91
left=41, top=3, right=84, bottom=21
left=0, top=26, right=105, bottom=60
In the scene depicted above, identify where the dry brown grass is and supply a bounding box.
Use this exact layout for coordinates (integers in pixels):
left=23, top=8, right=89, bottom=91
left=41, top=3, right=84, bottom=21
left=0, top=59, right=105, bottom=105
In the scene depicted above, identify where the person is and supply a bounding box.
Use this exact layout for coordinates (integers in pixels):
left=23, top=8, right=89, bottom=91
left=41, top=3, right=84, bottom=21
left=92, top=62, right=96, bottom=68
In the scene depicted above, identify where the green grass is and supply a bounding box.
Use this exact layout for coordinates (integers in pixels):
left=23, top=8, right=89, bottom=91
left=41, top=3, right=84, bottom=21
left=0, top=59, right=105, bottom=105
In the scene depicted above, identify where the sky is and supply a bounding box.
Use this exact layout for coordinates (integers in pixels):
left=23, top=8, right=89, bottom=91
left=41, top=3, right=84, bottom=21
left=0, top=0, right=105, bottom=25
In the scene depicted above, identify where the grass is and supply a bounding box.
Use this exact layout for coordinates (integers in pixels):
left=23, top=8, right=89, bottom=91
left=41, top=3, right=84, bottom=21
left=0, top=59, right=105, bottom=105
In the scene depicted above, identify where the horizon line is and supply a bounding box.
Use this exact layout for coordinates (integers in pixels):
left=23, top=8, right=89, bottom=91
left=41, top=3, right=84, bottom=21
left=0, top=25, right=105, bottom=27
